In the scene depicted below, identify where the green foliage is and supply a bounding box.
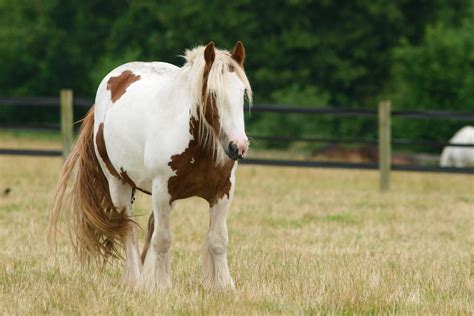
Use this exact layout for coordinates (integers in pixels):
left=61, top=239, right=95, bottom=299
left=0, top=0, right=472, bottom=150
left=390, top=1, right=474, bottom=147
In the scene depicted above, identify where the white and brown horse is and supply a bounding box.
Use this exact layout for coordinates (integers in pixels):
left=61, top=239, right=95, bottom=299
left=440, top=126, right=474, bottom=167
left=49, top=42, right=252, bottom=291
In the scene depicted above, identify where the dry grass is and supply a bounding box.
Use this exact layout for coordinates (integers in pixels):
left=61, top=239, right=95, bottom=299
left=0, top=133, right=473, bottom=314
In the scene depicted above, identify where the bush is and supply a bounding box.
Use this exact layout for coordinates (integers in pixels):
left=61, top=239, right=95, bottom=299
left=390, top=3, right=474, bottom=149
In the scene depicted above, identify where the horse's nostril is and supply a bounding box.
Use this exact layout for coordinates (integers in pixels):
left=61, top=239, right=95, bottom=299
left=228, top=142, right=238, bottom=154
left=227, top=142, right=241, bottom=161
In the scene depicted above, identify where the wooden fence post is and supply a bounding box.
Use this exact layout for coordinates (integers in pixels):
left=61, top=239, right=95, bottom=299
left=378, top=100, right=391, bottom=191
left=60, top=89, right=73, bottom=159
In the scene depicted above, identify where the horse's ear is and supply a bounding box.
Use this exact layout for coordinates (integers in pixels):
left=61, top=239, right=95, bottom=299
left=231, top=41, right=245, bottom=67
left=204, top=42, right=215, bottom=65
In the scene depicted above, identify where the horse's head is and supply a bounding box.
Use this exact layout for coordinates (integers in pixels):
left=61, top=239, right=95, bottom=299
left=189, top=41, right=252, bottom=163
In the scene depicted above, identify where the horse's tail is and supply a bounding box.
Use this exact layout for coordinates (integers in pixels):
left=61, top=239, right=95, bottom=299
left=48, top=106, right=132, bottom=265
left=141, top=213, right=154, bottom=264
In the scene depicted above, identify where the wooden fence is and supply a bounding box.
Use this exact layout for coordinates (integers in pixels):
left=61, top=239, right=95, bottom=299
left=1, top=90, right=474, bottom=192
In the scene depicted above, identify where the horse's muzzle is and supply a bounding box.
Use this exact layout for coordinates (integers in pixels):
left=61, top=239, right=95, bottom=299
left=227, top=142, right=244, bottom=161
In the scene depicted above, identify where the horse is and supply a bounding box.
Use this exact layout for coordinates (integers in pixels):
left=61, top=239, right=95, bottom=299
left=48, top=41, right=252, bottom=291
left=440, top=126, right=474, bottom=167
left=311, top=144, right=415, bottom=165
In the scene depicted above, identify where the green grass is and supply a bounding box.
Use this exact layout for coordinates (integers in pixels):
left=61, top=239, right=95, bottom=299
left=0, top=134, right=473, bottom=314
left=0, top=130, right=61, bottom=149
left=0, top=129, right=64, bottom=142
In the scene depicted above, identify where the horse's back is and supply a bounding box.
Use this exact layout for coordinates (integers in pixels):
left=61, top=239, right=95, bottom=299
left=95, top=61, right=179, bottom=120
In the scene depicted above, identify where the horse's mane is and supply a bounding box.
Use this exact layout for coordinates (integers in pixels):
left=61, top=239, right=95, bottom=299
left=180, top=45, right=252, bottom=165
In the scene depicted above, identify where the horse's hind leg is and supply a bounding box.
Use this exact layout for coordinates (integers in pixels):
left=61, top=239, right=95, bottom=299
left=108, top=179, right=141, bottom=285
left=138, top=180, right=172, bottom=290
left=203, top=196, right=235, bottom=290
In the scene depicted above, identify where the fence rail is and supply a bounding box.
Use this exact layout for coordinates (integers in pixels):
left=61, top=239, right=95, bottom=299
left=251, top=135, right=474, bottom=148
left=240, top=159, right=474, bottom=174
left=2, top=93, right=474, bottom=184
left=0, top=96, right=93, bottom=108
left=248, top=104, right=474, bottom=121
left=1, top=125, right=472, bottom=149
left=3, top=96, right=474, bottom=120
left=3, top=96, right=473, bottom=148
left=0, top=148, right=62, bottom=157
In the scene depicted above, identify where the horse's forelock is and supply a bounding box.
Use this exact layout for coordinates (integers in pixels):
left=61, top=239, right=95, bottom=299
left=184, top=46, right=252, bottom=110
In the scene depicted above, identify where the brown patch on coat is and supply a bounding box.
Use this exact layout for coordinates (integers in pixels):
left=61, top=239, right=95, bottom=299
left=167, top=117, right=234, bottom=207
left=96, top=123, right=121, bottom=179
left=119, top=167, right=151, bottom=195
left=96, top=122, right=151, bottom=195
left=107, top=70, right=141, bottom=103
left=203, top=95, right=220, bottom=135
left=119, top=167, right=135, bottom=187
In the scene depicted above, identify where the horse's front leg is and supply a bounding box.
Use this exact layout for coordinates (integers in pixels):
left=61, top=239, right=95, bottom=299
left=138, top=181, right=173, bottom=291
left=202, top=196, right=235, bottom=290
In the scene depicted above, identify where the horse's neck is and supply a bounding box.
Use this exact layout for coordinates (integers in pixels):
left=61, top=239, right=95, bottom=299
left=161, top=72, right=214, bottom=154
left=147, top=72, right=194, bottom=131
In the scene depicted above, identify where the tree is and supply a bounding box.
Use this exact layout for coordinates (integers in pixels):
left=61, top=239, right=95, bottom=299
left=390, top=1, right=474, bottom=146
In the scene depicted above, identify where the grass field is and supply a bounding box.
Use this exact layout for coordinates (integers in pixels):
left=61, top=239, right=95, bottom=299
left=0, top=132, right=473, bottom=314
